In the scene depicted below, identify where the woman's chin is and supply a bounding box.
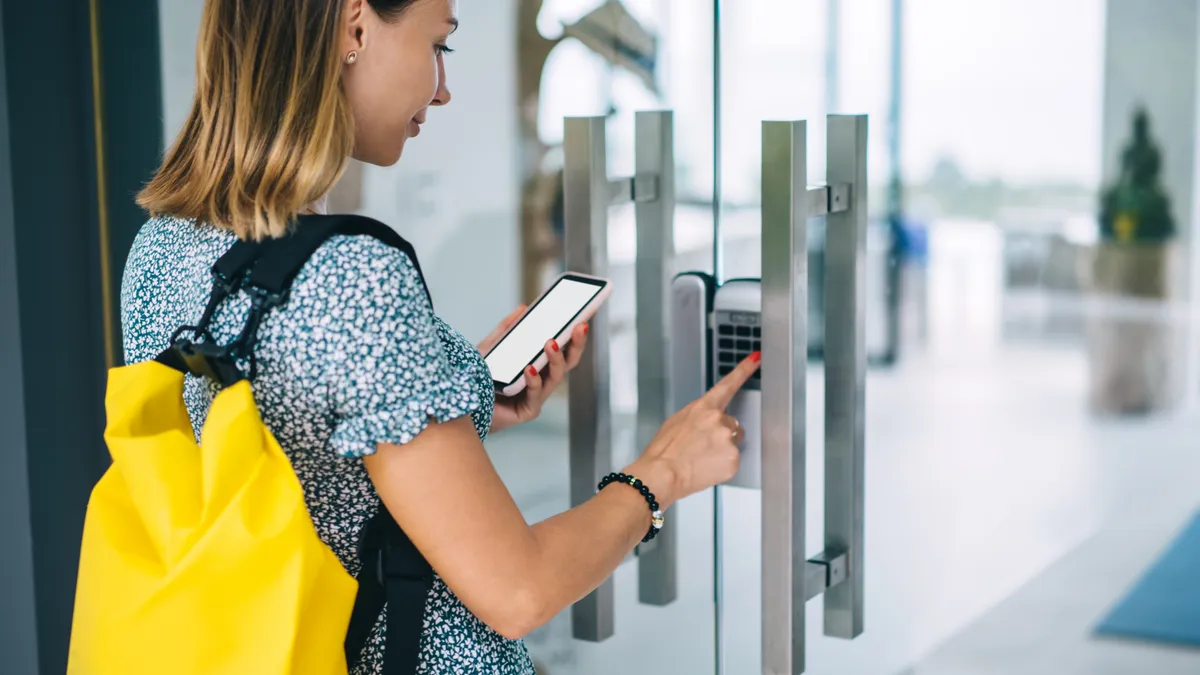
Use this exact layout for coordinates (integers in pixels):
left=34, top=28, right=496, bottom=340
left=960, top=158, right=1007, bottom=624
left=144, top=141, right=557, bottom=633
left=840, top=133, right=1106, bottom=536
left=354, top=143, right=405, bottom=168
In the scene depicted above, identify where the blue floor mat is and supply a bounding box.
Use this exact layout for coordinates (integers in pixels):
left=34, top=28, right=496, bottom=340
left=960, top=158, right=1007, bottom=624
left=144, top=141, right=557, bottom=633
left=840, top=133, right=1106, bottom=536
left=1095, top=509, right=1200, bottom=648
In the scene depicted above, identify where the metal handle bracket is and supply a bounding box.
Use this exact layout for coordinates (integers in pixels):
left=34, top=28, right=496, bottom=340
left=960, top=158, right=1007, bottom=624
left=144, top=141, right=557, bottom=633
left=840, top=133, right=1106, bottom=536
left=608, top=173, right=661, bottom=206
left=806, top=183, right=851, bottom=216
left=804, top=549, right=850, bottom=602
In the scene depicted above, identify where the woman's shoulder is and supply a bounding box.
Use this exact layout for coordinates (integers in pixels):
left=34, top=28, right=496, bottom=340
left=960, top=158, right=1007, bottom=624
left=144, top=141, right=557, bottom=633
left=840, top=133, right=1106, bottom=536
left=125, top=216, right=233, bottom=279
left=122, top=217, right=231, bottom=295
left=125, top=216, right=425, bottom=291
left=308, top=229, right=422, bottom=278
left=132, top=215, right=232, bottom=251
left=122, top=215, right=431, bottom=320
left=296, top=229, right=430, bottom=310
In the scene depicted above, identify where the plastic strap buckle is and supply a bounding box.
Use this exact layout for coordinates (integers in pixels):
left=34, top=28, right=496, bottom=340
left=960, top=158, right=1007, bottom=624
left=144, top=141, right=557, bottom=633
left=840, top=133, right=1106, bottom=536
left=247, top=284, right=289, bottom=311
left=211, top=268, right=243, bottom=296
left=169, top=340, right=244, bottom=386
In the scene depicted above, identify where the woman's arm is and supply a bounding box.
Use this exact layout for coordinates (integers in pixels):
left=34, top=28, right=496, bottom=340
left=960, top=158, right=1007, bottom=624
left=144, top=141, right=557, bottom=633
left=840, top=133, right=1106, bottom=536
left=363, top=353, right=758, bottom=640
left=363, top=416, right=676, bottom=640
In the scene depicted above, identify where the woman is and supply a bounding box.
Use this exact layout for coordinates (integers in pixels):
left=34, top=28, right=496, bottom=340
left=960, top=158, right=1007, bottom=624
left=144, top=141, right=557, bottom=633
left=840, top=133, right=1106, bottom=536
left=122, top=0, right=760, bottom=672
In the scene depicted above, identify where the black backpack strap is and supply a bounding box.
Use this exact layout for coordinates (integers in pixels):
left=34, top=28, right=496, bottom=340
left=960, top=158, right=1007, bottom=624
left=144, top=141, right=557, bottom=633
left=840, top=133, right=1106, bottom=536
left=246, top=214, right=433, bottom=309
left=155, top=238, right=263, bottom=380
left=345, top=509, right=433, bottom=674
left=197, top=239, right=264, bottom=334
left=261, top=217, right=439, bottom=673
left=295, top=217, right=436, bottom=674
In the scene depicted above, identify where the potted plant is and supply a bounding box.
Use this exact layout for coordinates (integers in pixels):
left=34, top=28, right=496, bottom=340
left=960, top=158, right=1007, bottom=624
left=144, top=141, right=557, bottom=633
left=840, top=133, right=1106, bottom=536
left=1089, top=106, right=1179, bottom=414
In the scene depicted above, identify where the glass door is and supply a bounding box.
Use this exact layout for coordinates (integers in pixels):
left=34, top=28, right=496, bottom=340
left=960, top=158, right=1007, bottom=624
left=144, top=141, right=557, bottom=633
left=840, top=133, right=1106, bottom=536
left=710, top=0, right=1200, bottom=674
left=711, top=1, right=848, bottom=673
left=484, top=1, right=723, bottom=673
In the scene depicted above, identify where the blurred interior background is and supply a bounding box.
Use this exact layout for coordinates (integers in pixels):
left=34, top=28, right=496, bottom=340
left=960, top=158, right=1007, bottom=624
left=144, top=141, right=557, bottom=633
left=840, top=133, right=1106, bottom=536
left=3, top=1, right=1199, bottom=673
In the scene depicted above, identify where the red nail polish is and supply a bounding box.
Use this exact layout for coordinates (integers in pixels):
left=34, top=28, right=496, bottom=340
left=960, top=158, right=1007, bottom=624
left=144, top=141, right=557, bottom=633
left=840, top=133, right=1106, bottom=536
left=750, top=351, right=761, bottom=363
left=550, top=340, right=560, bottom=353
left=583, top=324, right=590, bottom=335
left=527, top=365, right=537, bottom=377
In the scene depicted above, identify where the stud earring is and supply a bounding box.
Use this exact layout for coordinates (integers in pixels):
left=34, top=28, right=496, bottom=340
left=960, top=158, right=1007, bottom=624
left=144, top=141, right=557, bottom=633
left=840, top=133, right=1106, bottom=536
left=345, top=51, right=358, bottom=65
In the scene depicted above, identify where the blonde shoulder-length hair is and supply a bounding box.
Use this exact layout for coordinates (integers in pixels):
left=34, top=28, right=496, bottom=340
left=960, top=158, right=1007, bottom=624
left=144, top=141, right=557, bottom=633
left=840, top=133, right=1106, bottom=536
left=138, top=0, right=353, bottom=241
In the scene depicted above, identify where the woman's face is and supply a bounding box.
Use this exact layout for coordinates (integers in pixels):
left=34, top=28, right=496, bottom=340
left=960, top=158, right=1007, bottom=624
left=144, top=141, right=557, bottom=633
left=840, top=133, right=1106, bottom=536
left=340, top=0, right=456, bottom=166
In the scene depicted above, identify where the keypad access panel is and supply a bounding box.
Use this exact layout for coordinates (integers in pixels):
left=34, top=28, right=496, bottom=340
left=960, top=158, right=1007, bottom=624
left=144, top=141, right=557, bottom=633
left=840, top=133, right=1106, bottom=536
left=713, top=310, right=762, bottom=389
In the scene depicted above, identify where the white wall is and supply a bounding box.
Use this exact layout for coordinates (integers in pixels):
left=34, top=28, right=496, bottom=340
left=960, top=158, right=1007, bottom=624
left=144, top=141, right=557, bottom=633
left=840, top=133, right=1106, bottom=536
left=359, top=1, right=521, bottom=342
left=157, top=0, right=521, bottom=343
left=157, top=0, right=202, bottom=141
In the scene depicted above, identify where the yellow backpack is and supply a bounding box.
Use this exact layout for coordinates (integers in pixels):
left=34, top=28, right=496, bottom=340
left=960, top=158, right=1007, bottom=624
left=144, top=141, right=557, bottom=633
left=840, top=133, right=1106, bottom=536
left=69, top=216, right=435, bottom=675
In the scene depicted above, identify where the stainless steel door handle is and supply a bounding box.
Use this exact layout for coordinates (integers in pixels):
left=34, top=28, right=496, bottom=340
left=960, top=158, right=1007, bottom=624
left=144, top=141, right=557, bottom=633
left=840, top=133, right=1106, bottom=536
left=632, top=111, right=678, bottom=607
left=563, top=116, right=615, bottom=643
left=822, top=114, right=868, bottom=641
left=562, top=111, right=678, bottom=642
left=759, top=115, right=868, bottom=674
left=759, top=119, right=811, bottom=674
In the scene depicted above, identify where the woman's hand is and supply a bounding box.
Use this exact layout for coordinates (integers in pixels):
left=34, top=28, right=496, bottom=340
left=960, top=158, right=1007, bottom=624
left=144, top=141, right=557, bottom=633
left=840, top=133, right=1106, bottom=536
left=622, top=351, right=761, bottom=510
left=477, top=305, right=590, bottom=434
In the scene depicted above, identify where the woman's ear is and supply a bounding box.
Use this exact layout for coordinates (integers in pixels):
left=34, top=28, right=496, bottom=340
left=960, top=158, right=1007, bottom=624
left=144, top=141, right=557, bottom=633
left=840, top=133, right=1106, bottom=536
left=342, top=0, right=369, bottom=52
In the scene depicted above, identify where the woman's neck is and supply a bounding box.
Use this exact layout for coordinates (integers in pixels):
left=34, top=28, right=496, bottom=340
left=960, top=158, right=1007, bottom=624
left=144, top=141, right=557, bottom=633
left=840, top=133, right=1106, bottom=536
left=303, top=195, right=329, bottom=215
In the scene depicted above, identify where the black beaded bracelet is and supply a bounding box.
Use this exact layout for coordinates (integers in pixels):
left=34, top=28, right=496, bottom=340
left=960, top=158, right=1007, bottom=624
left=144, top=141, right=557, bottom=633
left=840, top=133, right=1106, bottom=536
left=596, top=472, right=664, bottom=543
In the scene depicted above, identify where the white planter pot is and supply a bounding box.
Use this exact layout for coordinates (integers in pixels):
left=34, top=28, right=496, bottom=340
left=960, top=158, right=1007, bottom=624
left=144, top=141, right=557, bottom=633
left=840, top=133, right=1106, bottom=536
left=1086, top=242, right=1181, bottom=415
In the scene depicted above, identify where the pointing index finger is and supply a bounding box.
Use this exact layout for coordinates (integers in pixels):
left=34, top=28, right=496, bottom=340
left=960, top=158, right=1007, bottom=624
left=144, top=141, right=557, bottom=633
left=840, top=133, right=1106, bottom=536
left=703, top=351, right=761, bottom=410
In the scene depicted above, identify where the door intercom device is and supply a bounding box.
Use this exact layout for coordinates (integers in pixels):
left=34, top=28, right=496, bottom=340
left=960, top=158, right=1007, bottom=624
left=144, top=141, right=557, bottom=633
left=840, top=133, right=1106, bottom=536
left=667, top=272, right=713, bottom=409
left=711, top=280, right=764, bottom=489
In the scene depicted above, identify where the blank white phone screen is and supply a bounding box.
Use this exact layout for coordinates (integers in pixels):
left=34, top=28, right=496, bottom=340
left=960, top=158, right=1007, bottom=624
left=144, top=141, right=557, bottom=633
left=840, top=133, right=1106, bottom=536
left=486, top=279, right=602, bottom=384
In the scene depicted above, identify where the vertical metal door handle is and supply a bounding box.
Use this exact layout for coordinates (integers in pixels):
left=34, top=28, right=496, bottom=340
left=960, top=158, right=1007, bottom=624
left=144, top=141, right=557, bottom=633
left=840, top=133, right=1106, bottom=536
left=633, top=110, right=679, bottom=606
left=758, top=115, right=868, bottom=674
left=563, top=116, right=615, bottom=643
left=822, top=114, right=868, bottom=640
left=759, top=120, right=809, bottom=675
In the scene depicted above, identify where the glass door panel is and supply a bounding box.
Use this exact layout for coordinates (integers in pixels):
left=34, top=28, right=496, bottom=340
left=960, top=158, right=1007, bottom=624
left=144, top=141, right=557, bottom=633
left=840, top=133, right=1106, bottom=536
left=876, top=2, right=1200, bottom=673
left=486, top=1, right=721, bottom=673
left=712, top=2, right=830, bottom=674
left=711, top=0, right=1200, bottom=674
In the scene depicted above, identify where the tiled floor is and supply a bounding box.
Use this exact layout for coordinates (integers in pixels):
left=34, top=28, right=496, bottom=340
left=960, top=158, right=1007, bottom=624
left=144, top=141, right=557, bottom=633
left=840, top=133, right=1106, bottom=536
left=484, top=343, right=1200, bottom=675
left=910, top=507, right=1200, bottom=675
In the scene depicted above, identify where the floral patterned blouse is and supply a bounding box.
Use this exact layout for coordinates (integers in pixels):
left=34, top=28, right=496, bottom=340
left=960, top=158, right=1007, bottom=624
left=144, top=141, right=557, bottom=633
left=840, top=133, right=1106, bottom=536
left=120, top=216, right=536, bottom=674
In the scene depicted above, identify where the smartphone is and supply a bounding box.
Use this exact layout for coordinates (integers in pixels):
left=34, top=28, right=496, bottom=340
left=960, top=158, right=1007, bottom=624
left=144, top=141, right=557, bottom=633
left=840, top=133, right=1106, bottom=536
left=484, top=272, right=612, bottom=397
